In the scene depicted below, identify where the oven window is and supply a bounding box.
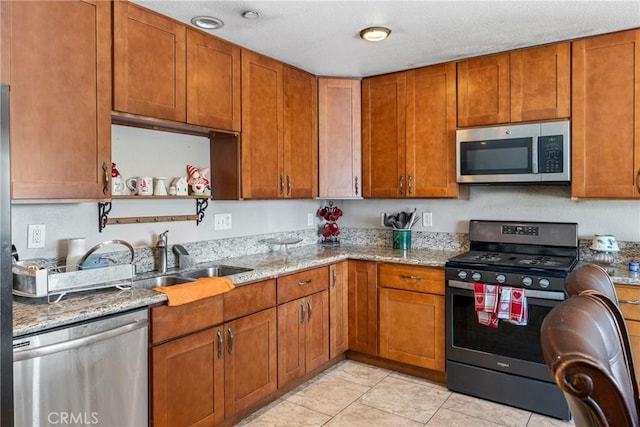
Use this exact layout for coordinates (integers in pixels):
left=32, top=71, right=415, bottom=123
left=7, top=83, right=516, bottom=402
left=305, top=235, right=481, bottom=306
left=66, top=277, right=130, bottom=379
left=459, top=137, right=533, bottom=175
left=450, top=293, right=554, bottom=364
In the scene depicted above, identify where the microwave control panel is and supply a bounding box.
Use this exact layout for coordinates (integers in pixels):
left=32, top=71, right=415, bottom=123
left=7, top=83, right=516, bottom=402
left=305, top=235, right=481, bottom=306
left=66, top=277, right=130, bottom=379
left=538, top=135, right=564, bottom=173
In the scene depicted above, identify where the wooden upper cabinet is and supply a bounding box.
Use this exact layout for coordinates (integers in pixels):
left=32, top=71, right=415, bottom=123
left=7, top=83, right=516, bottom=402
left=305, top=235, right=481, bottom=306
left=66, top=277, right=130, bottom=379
left=318, top=78, right=362, bottom=198
left=241, top=50, right=284, bottom=199
left=283, top=66, right=318, bottom=198
left=457, top=53, right=510, bottom=127
left=457, top=43, right=570, bottom=127
left=186, top=28, right=241, bottom=131
left=510, top=43, right=570, bottom=122
left=406, top=63, right=459, bottom=198
left=113, top=0, right=186, bottom=122
left=2, top=0, right=112, bottom=200
left=572, top=30, right=640, bottom=199
left=362, top=72, right=406, bottom=198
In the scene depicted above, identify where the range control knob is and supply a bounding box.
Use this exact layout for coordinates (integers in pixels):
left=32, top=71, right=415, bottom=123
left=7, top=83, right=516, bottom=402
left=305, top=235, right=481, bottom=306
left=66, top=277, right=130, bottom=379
left=457, top=270, right=468, bottom=280
left=495, top=274, right=506, bottom=284
left=522, top=276, right=533, bottom=287
left=539, top=278, right=550, bottom=288
left=472, top=272, right=482, bottom=282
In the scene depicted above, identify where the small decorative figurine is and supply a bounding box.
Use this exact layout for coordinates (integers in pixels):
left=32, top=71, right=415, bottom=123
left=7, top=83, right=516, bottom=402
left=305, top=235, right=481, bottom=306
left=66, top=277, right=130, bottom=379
left=111, top=162, right=121, bottom=178
left=172, top=177, right=189, bottom=196
left=186, top=165, right=210, bottom=195
left=318, top=201, right=342, bottom=244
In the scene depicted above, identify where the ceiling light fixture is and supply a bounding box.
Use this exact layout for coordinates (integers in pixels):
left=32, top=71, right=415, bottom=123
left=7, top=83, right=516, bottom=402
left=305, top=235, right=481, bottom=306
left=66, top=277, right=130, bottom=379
left=191, top=16, right=224, bottom=30
left=242, top=10, right=260, bottom=20
left=359, top=26, right=391, bottom=42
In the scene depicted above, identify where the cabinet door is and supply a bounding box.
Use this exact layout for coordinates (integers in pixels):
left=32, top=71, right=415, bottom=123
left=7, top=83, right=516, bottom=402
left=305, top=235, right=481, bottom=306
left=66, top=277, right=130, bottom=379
left=626, top=319, right=640, bottom=389
left=406, top=63, right=458, bottom=198
left=224, top=308, right=277, bottom=417
left=379, top=288, right=445, bottom=371
left=457, top=53, right=510, bottom=127
left=572, top=30, right=640, bottom=199
left=348, top=261, right=378, bottom=355
left=152, top=328, right=224, bottom=426
left=510, top=43, right=570, bottom=122
left=318, top=78, right=362, bottom=198
left=2, top=0, right=111, bottom=200
left=362, top=72, right=406, bottom=198
left=186, top=28, right=241, bottom=131
left=329, top=262, right=349, bottom=358
left=283, top=66, right=318, bottom=198
left=241, top=50, right=284, bottom=199
left=113, top=1, right=186, bottom=121
left=305, top=291, right=330, bottom=372
left=277, top=299, right=306, bottom=387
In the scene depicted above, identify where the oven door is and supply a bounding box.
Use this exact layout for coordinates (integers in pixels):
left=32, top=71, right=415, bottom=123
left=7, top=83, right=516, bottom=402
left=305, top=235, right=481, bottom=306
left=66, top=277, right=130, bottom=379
left=446, top=280, right=563, bottom=383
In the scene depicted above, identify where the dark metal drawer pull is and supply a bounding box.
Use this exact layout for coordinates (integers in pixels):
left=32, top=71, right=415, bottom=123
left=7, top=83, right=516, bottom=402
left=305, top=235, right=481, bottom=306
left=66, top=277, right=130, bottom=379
left=298, top=279, right=312, bottom=286
left=620, top=300, right=640, bottom=305
left=400, top=274, right=422, bottom=280
left=217, top=329, right=223, bottom=359
left=300, top=301, right=306, bottom=324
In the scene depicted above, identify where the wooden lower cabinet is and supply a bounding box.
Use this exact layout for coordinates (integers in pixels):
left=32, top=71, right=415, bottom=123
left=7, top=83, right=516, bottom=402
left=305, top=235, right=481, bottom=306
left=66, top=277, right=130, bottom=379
left=152, top=327, right=224, bottom=426
left=378, top=288, right=445, bottom=371
left=615, top=283, right=640, bottom=387
left=329, top=262, right=349, bottom=358
left=348, top=261, right=378, bottom=355
left=224, top=308, right=278, bottom=418
left=277, top=291, right=329, bottom=387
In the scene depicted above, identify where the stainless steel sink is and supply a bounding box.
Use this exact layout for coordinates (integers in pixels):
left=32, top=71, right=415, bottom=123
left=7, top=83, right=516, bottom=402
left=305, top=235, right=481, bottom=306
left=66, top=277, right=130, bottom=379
left=133, top=275, right=194, bottom=289
left=177, top=265, right=253, bottom=280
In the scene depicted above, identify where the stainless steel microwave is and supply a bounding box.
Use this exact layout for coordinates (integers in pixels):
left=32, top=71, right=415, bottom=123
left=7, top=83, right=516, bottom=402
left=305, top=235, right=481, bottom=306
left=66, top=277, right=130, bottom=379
left=456, top=120, right=570, bottom=184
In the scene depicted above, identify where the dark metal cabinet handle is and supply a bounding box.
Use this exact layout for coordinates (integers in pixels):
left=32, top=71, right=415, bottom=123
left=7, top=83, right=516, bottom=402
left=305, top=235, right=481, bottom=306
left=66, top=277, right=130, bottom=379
left=280, top=175, right=284, bottom=195
left=307, top=299, right=313, bottom=322
left=637, top=169, right=640, bottom=193
left=620, top=300, right=640, bottom=305
left=407, top=175, right=413, bottom=195
left=286, top=175, right=291, bottom=195
left=400, top=274, right=422, bottom=280
left=300, top=301, right=306, bottom=324
left=298, top=279, right=312, bottom=286
left=102, top=162, right=109, bottom=195
left=354, top=176, right=359, bottom=196
left=217, top=329, right=223, bottom=359
left=332, top=267, right=337, bottom=288
left=227, top=327, right=234, bottom=354
left=399, top=176, right=404, bottom=195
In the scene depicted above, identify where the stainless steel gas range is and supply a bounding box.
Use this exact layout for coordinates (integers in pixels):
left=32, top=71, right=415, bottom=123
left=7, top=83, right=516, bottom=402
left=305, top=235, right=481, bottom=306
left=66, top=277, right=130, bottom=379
left=445, top=220, right=578, bottom=421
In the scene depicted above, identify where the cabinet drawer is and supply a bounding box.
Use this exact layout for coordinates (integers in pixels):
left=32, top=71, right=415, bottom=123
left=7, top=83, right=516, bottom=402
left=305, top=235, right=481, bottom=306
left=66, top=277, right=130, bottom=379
left=151, top=295, right=223, bottom=345
left=277, top=267, right=329, bottom=304
left=378, top=263, right=444, bottom=295
left=616, top=284, right=640, bottom=322
left=224, top=279, right=276, bottom=321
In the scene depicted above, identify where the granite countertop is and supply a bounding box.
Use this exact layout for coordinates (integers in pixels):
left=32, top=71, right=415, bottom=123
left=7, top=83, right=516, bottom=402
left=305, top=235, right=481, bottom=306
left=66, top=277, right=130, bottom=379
left=15, top=244, right=640, bottom=337
left=13, top=244, right=456, bottom=337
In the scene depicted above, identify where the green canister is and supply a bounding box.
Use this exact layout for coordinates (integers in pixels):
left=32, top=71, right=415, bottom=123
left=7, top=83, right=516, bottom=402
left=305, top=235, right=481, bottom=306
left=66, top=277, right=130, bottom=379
left=393, top=229, right=411, bottom=250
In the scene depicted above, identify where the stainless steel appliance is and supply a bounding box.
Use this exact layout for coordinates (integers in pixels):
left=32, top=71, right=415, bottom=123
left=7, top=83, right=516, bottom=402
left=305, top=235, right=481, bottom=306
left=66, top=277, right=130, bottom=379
left=445, top=220, right=578, bottom=420
left=0, top=83, right=14, bottom=425
left=456, top=120, right=570, bottom=184
left=13, top=308, right=148, bottom=426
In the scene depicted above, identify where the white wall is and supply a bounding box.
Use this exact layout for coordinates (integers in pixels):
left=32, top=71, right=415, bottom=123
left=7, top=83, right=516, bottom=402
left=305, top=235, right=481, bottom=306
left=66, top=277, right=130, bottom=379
left=11, top=125, right=640, bottom=259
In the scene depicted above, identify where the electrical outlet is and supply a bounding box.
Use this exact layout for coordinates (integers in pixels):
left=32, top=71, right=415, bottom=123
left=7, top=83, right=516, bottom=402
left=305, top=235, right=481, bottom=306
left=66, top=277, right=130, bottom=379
left=307, top=213, right=314, bottom=227
left=28, top=224, right=46, bottom=248
left=214, top=213, right=232, bottom=230
left=423, top=212, right=433, bottom=227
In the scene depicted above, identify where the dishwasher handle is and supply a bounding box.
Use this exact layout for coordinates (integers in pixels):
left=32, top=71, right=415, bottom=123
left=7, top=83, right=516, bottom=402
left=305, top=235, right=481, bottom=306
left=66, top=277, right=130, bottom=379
left=13, top=318, right=148, bottom=362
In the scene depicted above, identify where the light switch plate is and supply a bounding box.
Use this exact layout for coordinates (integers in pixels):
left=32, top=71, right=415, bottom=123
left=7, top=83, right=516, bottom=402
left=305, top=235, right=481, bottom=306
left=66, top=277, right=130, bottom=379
left=423, top=212, right=433, bottom=227
left=214, top=214, right=232, bottom=230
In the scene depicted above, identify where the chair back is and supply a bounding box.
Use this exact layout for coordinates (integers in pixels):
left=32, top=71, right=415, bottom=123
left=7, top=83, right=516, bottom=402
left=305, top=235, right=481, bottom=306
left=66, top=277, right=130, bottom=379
left=541, top=294, right=640, bottom=427
left=566, top=263, right=619, bottom=304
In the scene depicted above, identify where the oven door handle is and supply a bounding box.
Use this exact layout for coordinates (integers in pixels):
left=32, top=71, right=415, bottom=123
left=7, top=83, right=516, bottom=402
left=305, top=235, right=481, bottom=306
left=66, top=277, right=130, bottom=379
left=447, top=280, right=565, bottom=301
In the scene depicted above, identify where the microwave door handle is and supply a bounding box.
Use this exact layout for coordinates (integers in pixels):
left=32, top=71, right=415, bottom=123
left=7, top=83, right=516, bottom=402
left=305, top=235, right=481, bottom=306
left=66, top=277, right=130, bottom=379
left=532, top=137, right=539, bottom=174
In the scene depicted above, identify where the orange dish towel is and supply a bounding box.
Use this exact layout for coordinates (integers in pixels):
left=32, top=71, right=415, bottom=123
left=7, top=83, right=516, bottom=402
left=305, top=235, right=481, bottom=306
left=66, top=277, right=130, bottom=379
left=154, top=277, right=235, bottom=306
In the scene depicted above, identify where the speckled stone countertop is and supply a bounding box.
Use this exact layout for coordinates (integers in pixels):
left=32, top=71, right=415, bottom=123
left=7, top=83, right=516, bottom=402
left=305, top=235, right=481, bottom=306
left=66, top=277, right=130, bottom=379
left=13, top=244, right=457, bottom=337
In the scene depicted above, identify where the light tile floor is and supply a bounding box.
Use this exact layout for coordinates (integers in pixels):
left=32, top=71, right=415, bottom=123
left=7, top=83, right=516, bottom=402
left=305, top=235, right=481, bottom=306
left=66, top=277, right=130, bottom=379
left=236, top=360, right=574, bottom=427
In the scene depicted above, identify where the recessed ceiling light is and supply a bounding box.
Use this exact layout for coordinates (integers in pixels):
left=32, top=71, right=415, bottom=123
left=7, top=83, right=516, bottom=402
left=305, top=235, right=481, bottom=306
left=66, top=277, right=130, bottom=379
left=191, top=16, right=224, bottom=30
left=359, top=26, right=391, bottom=42
left=242, top=10, right=260, bottom=20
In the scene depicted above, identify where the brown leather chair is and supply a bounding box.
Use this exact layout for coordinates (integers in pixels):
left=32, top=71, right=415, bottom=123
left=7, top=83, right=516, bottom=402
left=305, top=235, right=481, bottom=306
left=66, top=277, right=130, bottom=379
left=541, top=294, right=640, bottom=427
left=566, top=263, right=619, bottom=304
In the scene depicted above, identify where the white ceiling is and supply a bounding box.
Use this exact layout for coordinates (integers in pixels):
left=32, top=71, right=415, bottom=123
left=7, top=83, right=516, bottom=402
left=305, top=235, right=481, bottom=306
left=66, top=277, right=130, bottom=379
left=132, top=0, right=640, bottom=77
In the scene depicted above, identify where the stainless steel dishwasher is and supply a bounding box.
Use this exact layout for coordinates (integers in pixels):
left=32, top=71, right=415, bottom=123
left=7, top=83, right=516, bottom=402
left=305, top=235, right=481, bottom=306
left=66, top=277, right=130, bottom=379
left=13, top=308, right=148, bottom=427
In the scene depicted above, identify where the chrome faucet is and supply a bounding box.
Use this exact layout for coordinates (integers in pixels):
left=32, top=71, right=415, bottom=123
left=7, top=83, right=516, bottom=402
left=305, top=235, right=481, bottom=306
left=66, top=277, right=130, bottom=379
left=156, top=230, right=169, bottom=273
